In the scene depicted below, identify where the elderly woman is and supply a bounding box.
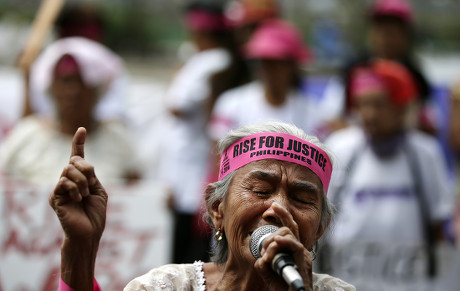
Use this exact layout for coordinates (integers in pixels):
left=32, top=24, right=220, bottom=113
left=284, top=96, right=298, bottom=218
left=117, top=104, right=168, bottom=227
left=50, top=121, right=355, bottom=290
left=0, top=37, right=140, bottom=184
left=320, top=60, right=452, bottom=289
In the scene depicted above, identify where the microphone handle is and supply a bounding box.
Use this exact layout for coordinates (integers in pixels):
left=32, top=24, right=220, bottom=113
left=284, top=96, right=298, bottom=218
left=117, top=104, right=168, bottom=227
left=272, top=253, right=306, bottom=291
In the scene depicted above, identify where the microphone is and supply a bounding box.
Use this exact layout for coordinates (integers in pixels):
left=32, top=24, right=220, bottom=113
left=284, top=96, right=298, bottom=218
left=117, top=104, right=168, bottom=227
left=250, top=225, right=306, bottom=291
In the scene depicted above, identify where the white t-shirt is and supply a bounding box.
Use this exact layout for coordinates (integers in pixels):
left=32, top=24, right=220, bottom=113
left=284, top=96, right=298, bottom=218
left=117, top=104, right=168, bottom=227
left=162, top=48, right=231, bottom=213
left=323, top=126, right=453, bottom=289
left=208, top=81, right=334, bottom=141
left=0, top=116, right=141, bottom=185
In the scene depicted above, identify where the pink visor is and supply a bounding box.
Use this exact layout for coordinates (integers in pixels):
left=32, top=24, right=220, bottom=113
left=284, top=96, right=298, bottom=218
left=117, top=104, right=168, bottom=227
left=219, top=132, right=332, bottom=193
left=185, top=10, right=228, bottom=32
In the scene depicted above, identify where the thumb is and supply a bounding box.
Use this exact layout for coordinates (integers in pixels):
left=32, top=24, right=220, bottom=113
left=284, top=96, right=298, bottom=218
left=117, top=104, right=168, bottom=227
left=71, top=127, right=87, bottom=158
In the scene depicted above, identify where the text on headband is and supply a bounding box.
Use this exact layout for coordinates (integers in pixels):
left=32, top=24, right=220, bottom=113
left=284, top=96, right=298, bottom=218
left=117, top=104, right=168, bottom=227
left=219, top=132, right=332, bottom=193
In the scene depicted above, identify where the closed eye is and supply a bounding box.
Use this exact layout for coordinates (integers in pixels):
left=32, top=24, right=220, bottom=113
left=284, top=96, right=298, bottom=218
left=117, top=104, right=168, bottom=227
left=289, top=182, right=321, bottom=205
left=252, top=189, right=271, bottom=195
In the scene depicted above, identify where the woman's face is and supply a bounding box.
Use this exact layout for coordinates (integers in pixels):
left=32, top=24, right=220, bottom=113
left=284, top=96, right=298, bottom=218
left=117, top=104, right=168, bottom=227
left=354, top=90, right=405, bottom=141
left=369, top=20, right=410, bottom=59
left=258, top=59, right=297, bottom=101
left=50, top=60, right=98, bottom=124
left=211, top=159, right=325, bottom=266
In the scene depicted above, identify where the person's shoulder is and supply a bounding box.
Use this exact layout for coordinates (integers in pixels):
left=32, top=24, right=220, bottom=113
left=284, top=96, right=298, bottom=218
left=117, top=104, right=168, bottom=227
left=1, top=115, right=49, bottom=145
left=184, top=48, right=231, bottom=72
left=124, top=263, right=200, bottom=291
left=198, top=48, right=231, bottom=62
left=210, top=83, right=259, bottom=140
left=213, top=82, right=260, bottom=115
left=312, top=272, right=356, bottom=291
left=12, top=115, right=48, bottom=131
left=406, top=130, right=443, bottom=157
left=218, top=81, right=260, bottom=102
left=325, top=126, right=364, bottom=149
left=99, top=120, right=129, bottom=135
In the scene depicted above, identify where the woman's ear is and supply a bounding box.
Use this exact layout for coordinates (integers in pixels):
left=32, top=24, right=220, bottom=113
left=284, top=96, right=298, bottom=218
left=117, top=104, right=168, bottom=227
left=205, top=184, right=224, bottom=228
left=313, top=217, right=331, bottom=248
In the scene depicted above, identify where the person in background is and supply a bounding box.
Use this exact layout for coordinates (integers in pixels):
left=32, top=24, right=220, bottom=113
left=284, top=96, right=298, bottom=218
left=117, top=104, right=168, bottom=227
left=209, top=19, right=339, bottom=142
left=319, top=60, right=452, bottom=290
left=20, top=3, right=128, bottom=132
left=50, top=121, right=356, bottom=290
left=162, top=1, right=248, bottom=264
left=435, top=82, right=460, bottom=289
left=335, top=0, right=434, bottom=135
left=0, top=37, right=140, bottom=185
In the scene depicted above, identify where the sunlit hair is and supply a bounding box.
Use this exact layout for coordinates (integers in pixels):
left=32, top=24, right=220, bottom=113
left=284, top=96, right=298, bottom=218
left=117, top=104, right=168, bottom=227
left=205, top=121, right=335, bottom=264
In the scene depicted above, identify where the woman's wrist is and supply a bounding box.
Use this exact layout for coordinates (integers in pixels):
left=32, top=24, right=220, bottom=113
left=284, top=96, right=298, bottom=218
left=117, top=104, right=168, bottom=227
left=61, top=238, right=100, bottom=291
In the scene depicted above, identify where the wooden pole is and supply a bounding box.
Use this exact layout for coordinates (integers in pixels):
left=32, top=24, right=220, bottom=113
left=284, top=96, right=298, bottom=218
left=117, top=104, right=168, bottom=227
left=17, top=0, right=65, bottom=116
left=18, top=0, right=65, bottom=71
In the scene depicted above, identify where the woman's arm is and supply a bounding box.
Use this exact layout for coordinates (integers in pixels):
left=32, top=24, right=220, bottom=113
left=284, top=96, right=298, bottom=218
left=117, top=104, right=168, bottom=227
left=49, top=128, right=108, bottom=291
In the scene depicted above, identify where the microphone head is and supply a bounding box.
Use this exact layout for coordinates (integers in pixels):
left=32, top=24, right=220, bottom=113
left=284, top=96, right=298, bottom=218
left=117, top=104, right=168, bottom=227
left=250, top=225, right=279, bottom=259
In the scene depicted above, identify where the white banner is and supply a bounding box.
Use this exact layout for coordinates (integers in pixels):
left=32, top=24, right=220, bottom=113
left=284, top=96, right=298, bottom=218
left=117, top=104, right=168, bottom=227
left=0, top=176, right=172, bottom=291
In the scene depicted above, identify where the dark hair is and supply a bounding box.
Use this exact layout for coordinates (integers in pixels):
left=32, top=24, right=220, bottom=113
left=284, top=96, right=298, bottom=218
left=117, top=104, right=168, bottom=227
left=56, top=3, right=106, bottom=41
left=184, top=0, right=225, bottom=14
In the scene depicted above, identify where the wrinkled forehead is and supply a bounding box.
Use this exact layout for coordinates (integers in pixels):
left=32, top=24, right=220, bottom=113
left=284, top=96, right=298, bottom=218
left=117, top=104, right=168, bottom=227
left=232, top=159, right=324, bottom=190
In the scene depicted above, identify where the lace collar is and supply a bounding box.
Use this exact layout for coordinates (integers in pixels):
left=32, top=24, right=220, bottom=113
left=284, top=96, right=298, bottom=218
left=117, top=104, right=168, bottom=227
left=193, top=261, right=206, bottom=291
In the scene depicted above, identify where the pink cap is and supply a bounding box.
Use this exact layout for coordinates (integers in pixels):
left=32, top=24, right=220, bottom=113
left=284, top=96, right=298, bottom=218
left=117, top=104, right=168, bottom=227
left=185, top=10, right=228, bottom=32
left=349, top=68, right=387, bottom=98
left=53, top=54, right=80, bottom=77
left=350, top=60, right=418, bottom=107
left=370, top=0, right=414, bottom=23
left=244, top=19, right=311, bottom=63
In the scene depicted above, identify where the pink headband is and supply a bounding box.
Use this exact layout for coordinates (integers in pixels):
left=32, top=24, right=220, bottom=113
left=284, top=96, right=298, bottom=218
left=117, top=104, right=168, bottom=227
left=54, top=54, right=80, bottom=77
left=219, top=132, right=333, bottom=193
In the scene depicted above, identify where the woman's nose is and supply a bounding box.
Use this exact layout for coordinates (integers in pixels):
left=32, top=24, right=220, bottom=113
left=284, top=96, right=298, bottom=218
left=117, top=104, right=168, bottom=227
left=261, top=194, right=289, bottom=225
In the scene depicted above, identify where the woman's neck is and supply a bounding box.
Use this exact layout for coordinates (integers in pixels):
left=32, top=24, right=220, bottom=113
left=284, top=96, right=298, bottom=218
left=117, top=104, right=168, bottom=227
left=264, top=89, right=289, bottom=107
left=58, top=118, right=96, bottom=136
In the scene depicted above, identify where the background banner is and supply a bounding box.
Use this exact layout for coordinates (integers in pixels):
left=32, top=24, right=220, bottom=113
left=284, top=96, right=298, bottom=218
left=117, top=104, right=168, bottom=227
left=0, top=176, right=171, bottom=291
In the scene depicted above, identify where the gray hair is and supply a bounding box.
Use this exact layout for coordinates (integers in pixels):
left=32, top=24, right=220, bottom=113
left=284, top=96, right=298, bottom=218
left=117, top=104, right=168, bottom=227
left=205, top=121, right=335, bottom=263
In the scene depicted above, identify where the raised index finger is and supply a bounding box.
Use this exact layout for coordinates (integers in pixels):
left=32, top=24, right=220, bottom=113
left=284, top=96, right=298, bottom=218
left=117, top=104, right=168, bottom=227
left=272, top=202, right=300, bottom=239
left=71, top=127, right=87, bottom=158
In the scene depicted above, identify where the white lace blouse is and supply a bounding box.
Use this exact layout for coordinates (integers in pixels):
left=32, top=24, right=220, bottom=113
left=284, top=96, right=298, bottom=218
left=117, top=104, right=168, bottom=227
left=123, top=261, right=355, bottom=291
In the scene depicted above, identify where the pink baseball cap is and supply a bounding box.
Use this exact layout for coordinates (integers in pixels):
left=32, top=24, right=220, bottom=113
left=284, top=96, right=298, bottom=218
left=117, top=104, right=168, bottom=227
left=350, top=60, right=418, bottom=107
left=244, top=19, right=311, bottom=63
left=370, top=0, right=414, bottom=23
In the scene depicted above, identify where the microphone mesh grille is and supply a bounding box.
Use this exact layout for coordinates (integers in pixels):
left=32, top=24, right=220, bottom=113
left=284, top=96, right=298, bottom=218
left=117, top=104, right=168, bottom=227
left=249, top=225, right=279, bottom=259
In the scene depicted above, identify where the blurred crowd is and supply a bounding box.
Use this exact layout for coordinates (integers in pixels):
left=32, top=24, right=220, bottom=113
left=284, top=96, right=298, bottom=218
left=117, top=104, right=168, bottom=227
left=1, top=0, right=460, bottom=290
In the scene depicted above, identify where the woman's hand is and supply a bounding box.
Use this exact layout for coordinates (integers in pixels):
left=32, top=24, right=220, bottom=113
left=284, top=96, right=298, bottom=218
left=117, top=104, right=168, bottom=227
left=49, top=127, right=108, bottom=290
left=50, top=127, right=107, bottom=242
left=254, top=203, right=314, bottom=291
